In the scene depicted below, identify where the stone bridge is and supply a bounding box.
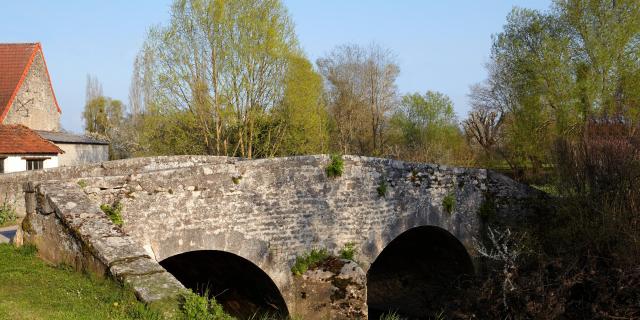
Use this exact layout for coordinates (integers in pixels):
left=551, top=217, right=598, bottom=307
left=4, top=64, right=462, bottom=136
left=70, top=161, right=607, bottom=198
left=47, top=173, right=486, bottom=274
left=13, top=155, right=543, bottom=319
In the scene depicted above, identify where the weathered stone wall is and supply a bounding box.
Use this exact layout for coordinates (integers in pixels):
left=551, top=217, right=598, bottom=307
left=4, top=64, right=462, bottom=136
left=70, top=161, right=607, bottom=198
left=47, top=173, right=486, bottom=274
left=3, top=52, right=60, bottom=131
left=0, top=156, right=231, bottom=217
left=22, top=181, right=185, bottom=304
left=19, top=155, right=545, bottom=318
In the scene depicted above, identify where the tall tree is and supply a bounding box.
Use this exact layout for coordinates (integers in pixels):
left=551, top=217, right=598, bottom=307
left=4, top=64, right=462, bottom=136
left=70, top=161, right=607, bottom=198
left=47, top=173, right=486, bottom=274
left=467, top=0, right=640, bottom=170
left=135, top=0, right=320, bottom=158
left=318, top=43, right=400, bottom=156
left=389, top=91, right=470, bottom=164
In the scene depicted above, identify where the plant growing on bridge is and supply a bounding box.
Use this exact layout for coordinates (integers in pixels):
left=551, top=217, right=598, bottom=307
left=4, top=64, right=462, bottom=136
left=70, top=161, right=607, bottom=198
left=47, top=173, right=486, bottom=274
left=325, top=154, right=344, bottom=178
left=0, top=200, right=17, bottom=227
left=291, top=248, right=329, bottom=276
left=377, top=179, right=388, bottom=197
left=339, top=242, right=357, bottom=261
left=100, top=202, right=124, bottom=227
left=442, top=193, right=456, bottom=215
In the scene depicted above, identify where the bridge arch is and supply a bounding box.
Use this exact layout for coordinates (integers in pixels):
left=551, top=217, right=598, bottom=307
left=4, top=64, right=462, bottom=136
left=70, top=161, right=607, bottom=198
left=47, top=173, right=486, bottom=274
left=160, top=250, right=289, bottom=319
left=366, top=226, right=474, bottom=319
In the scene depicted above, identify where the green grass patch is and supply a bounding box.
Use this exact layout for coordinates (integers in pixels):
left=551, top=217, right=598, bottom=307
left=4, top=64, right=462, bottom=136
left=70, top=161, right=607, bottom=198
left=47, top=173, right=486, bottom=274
left=180, top=290, right=233, bottom=320
left=377, top=179, right=388, bottom=197
left=325, top=154, right=344, bottom=178
left=530, top=183, right=559, bottom=196
left=442, top=193, right=456, bottom=215
left=339, top=242, right=357, bottom=261
left=0, top=243, right=161, bottom=320
left=77, top=180, right=88, bottom=188
left=101, top=202, right=124, bottom=227
left=291, top=248, right=330, bottom=276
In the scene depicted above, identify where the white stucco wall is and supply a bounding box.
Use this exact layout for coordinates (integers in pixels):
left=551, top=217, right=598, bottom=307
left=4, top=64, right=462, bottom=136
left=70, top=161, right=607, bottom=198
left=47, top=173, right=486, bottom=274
left=1, top=155, right=58, bottom=173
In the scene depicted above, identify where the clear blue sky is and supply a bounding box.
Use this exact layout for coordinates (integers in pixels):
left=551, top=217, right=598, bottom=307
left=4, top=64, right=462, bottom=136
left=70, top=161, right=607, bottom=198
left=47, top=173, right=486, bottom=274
left=1, top=0, right=552, bottom=133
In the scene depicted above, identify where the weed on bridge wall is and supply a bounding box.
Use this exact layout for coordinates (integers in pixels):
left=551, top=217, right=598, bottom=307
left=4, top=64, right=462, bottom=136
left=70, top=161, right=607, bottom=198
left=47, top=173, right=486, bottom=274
left=100, top=202, right=124, bottom=227
left=291, top=248, right=330, bottom=276
left=376, top=179, right=388, bottom=197
left=442, top=193, right=455, bottom=215
left=338, top=242, right=357, bottom=261
left=325, top=154, right=344, bottom=178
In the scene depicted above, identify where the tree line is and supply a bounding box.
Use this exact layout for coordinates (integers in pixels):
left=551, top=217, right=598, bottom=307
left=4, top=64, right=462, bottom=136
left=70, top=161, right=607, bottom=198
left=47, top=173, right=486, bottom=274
left=84, top=0, right=640, bottom=176
left=83, top=0, right=470, bottom=165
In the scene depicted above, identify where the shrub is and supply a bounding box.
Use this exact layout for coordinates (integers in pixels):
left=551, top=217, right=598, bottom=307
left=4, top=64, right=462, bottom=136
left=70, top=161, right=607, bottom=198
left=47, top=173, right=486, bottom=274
left=0, top=201, right=17, bottom=226
left=180, top=290, right=233, bottom=320
left=442, top=193, right=455, bottom=215
left=100, top=202, right=124, bottom=227
left=291, top=248, right=329, bottom=276
left=550, top=121, right=640, bottom=260
left=325, top=154, right=344, bottom=178
left=231, top=176, right=242, bottom=185
left=377, top=180, right=388, bottom=197
left=77, top=180, right=88, bottom=188
left=339, top=242, right=357, bottom=261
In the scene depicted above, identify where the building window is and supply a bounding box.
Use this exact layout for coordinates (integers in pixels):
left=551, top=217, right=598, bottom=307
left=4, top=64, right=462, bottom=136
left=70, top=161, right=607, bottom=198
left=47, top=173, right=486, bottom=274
left=0, top=158, right=4, bottom=174
left=26, top=159, right=44, bottom=171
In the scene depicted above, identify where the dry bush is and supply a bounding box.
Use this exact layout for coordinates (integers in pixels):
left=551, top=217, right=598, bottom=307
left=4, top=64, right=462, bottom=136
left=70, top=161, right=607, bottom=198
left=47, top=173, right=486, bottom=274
left=552, top=119, right=640, bottom=262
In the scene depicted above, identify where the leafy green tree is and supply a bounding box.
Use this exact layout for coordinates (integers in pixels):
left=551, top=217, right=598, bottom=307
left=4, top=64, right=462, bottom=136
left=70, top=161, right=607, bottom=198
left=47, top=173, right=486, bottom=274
left=271, top=55, right=329, bottom=156
left=134, top=0, right=324, bottom=159
left=389, top=91, right=470, bottom=164
left=468, top=0, right=640, bottom=171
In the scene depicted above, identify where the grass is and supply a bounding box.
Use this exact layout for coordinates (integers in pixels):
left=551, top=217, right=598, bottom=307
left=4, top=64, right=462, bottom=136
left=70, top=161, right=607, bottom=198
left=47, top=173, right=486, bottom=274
left=0, top=243, right=161, bottom=320
left=325, top=154, right=344, bottom=178
left=379, top=312, right=403, bottom=320
left=291, top=248, right=330, bottom=276
left=0, top=201, right=17, bottom=228
left=101, top=202, right=124, bottom=227
left=339, top=242, right=357, bottom=261
left=377, top=180, right=388, bottom=197
left=180, top=290, right=233, bottom=320
left=442, top=193, right=456, bottom=215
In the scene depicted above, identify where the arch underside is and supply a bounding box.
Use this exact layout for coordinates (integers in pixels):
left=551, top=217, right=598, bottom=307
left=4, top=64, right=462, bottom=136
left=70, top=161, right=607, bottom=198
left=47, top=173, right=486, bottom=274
left=159, top=250, right=289, bottom=319
left=367, top=226, right=474, bottom=319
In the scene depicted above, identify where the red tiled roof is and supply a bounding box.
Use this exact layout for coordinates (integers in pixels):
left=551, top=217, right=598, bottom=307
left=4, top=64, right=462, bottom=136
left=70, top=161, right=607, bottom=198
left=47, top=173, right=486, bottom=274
left=0, top=124, right=63, bottom=155
left=0, top=43, right=61, bottom=123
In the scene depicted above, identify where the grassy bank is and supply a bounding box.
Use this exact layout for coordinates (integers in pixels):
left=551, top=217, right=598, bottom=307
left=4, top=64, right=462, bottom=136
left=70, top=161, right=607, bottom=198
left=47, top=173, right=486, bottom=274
left=0, top=244, right=160, bottom=320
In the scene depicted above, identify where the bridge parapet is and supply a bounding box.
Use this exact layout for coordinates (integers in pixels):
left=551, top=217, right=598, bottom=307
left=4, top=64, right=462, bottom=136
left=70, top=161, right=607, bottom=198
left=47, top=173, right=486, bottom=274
left=22, top=181, right=184, bottom=303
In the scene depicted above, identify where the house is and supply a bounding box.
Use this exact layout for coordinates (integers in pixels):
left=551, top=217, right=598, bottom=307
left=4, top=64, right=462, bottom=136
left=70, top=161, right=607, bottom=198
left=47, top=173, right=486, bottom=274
left=0, top=43, right=108, bottom=172
left=0, top=124, right=62, bottom=173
